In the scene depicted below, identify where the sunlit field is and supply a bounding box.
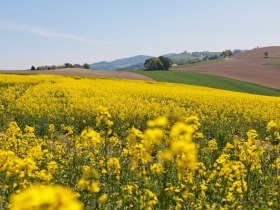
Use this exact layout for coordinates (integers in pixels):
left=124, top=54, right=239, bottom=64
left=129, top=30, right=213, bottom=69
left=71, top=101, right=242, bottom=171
left=0, top=74, right=279, bottom=209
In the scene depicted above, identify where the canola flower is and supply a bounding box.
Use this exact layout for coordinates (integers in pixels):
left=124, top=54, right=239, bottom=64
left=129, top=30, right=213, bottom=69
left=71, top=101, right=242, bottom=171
left=0, top=74, right=279, bottom=209
left=9, top=185, right=83, bottom=210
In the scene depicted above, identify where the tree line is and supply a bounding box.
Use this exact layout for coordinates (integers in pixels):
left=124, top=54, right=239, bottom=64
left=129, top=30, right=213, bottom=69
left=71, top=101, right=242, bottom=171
left=143, top=49, right=244, bottom=70
left=31, top=63, right=90, bottom=70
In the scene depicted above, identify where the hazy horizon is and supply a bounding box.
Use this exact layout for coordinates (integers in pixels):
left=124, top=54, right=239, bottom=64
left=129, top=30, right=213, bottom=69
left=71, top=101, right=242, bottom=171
left=1, top=0, right=280, bottom=70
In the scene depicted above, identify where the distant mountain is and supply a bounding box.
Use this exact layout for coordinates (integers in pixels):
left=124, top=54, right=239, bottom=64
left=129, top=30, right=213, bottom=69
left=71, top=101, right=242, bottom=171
left=90, top=51, right=223, bottom=71
left=116, top=63, right=145, bottom=71
left=162, top=53, right=177, bottom=57
left=116, top=53, right=178, bottom=71
left=90, top=55, right=153, bottom=70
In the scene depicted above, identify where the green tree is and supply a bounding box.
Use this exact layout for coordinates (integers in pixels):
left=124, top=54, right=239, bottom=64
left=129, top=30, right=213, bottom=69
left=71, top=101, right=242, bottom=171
left=221, top=50, right=233, bottom=58
left=64, top=63, right=73, bottom=68
left=144, top=57, right=163, bottom=70
left=144, top=56, right=172, bottom=70
left=159, top=56, right=173, bottom=70
left=228, top=50, right=233, bottom=58
left=83, top=63, right=90, bottom=69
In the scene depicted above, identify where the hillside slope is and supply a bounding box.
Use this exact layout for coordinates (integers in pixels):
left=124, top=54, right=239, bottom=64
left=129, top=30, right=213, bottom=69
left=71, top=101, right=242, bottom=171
left=175, top=47, right=280, bottom=89
left=132, top=70, right=280, bottom=96
left=233, top=46, right=280, bottom=59
left=169, top=51, right=221, bottom=62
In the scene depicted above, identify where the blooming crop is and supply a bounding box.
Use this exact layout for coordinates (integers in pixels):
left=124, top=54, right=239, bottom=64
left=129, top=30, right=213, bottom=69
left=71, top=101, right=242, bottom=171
left=0, top=74, right=279, bottom=209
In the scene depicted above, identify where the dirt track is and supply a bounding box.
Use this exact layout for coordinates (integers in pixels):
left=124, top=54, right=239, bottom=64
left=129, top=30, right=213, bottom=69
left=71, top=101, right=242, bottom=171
left=176, top=47, right=280, bottom=89
left=0, top=68, right=153, bottom=81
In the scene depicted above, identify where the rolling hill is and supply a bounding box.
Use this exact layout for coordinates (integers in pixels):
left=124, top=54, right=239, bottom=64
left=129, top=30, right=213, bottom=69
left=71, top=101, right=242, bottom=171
left=90, top=55, right=153, bottom=70
left=174, top=46, right=280, bottom=89
left=169, top=51, right=221, bottom=62
left=233, top=46, right=280, bottom=59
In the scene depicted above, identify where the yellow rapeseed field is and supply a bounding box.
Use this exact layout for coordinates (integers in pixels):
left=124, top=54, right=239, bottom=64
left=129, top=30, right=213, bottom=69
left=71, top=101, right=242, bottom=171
left=0, top=74, right=279, bottom=209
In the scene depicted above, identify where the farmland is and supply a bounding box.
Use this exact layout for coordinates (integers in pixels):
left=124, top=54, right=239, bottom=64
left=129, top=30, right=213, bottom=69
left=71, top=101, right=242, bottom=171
left=132, top=70, right=280, bottom=96
left=0, top=68, right=153, bottom=81
left=0, top=74, right=279, bottom=209
left=175, top=47, right=280, bottom=89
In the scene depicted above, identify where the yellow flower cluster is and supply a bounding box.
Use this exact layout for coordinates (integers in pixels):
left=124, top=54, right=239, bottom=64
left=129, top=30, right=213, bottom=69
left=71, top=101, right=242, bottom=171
left=208, top=138, right=218, bottom=152
left=10, top=185, right=83, bottom=210
left=77, top=166, right=100, bottom=193
left=0, top=122, right=58, bottom=193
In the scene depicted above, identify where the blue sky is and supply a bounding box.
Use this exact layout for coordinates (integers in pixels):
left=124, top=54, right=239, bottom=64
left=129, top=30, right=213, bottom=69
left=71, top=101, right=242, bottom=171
left=0, top=0, right=279, bottom=69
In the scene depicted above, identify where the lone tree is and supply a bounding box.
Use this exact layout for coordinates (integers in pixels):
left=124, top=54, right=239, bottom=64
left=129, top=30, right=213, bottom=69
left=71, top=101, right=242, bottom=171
left=83, top=63, right=90, bottom=69
left=144, top=56, right=172, bottom=71
left=263, top=51, right=269, bottom=65
left=31, top=66, right=36, bottom=70
left=221, top=50, right=233, bottom=58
